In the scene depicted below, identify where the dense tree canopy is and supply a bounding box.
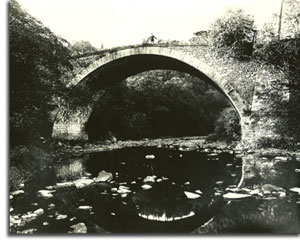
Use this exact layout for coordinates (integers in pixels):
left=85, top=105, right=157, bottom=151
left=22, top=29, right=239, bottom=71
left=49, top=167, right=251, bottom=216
left=10, top=0, right=72, bottom=145
left=86, top=70, right=233, bottom=141
left=209, top=8, right=256, bottom=59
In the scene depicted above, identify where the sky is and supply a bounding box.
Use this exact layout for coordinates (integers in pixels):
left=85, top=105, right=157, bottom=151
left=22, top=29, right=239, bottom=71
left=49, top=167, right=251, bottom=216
left=17, top=0, right=283, bottom=48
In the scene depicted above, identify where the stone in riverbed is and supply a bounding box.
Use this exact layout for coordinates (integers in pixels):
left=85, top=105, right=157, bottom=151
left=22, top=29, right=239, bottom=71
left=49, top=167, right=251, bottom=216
left=48, top=203, right=55, bottom=209
left=37, top=190, right=54, bottom=199
left=274, top=156, right=288, bottom=162
left=142, top=184, right=152, bottom=190
left=34, top=208, right=44, bottom=216
left=56, top=182, right=74, bottom=188
left=250, top=189, right=261, bottom=195
left=78, top=206, right=92, bottom=211
left=195, top=189, right=202, bottom=195
left=73, top=178, right=93, bottom=188
left=56, top=214, right=67, bottom=220
left=143, top=176, right=156, bottom=183
left=94, top=170, right=113, bottom=182
left=289, top=187, right=300, bottom=195
left=68, top=222, right=87, bottom=234
left=223, top=193, right=251, bottom=200
left=184, top=191, right=201, bottom=199
left=11, top=190, right=24, bottom=196
left=262, top=184, right=285, bottom=194
left=117, top=185, right=131, bottom=194
left=145, top=154, right=155, bottom=159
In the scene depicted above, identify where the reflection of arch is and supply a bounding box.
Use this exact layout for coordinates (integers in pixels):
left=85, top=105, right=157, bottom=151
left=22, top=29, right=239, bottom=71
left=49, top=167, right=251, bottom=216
left=53, top=46, right=248, bottom=141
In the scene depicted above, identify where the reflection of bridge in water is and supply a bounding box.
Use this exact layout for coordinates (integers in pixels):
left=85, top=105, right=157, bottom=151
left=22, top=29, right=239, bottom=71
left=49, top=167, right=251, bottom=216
left=54, top=154, right=89, bottom=182
left=52, top=44, right=289, bottom=147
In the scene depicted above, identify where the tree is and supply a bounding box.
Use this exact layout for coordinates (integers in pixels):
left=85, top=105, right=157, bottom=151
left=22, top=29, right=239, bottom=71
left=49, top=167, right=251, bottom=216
left=281, top=0, right=300, bottom=38
left=71, top=40, right=98, bottom=55
left=10, top=0, right=72, bottom=145
left=209, top=8, right=256, bottom=59
left=209, top=107, right=241, bottom=141
left=258, top=0, right=300, bottom=42
left=86, top=70, right=231, bottom=140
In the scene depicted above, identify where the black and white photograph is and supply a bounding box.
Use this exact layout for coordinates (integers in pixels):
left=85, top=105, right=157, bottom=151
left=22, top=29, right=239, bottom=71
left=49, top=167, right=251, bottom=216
left=7, top=0, right=300, bottom=235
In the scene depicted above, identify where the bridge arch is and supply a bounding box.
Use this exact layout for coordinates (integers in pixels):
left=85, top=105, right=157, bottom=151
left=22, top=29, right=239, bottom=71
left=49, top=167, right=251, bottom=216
left=53, top=46, right=249, bottom=141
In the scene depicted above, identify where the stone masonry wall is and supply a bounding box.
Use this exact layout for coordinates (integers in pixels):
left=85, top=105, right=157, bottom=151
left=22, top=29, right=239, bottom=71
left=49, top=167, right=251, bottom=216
left=53, top=45, right=289, bottom=147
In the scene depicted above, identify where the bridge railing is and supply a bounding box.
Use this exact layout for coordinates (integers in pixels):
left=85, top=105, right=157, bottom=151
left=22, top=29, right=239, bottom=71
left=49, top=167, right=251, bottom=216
left=71, top=43, right=208, bottom=59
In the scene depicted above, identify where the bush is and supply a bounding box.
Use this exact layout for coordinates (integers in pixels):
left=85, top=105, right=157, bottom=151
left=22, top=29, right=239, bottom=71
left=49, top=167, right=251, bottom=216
left=10, top=145, right=53, bottom=190
left=208, top=107, right=241, bottom=142
left=254, top=36, right=300, bottom=84
left=10, top=0, right=72, bottom=145
left=209, top=8, right=256, bottom=59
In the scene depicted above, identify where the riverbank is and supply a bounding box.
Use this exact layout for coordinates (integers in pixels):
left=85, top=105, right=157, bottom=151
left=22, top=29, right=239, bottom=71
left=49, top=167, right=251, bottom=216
left=10, top=135, right=300, bottom=192
left=63, top=136, right=237, bottom=154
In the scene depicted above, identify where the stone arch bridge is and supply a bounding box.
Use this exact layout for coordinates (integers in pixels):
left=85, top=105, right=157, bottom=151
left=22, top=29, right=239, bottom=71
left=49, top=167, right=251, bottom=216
left=52, top=44, right=288, bottom=146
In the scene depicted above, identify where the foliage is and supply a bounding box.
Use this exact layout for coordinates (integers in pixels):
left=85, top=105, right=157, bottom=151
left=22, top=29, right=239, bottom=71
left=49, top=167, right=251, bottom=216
left=71, top=40, right=98, bottom=55
left=10, top=144, right=54, bottom=190
left=209, top=8, right=256, bottom=59
left=255, top=37, right=300, bottom=85
left=208, top=107, right=241, bottom=142
left=10, top=0, right=72, bottom=145
left=86, top=70, right=232, bottom=141
left=281, top=0, right=300, bottom=38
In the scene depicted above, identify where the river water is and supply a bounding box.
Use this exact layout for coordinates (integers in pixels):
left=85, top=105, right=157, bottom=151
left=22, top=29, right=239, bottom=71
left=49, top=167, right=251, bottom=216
left=9, top=146, right=300, bottom=234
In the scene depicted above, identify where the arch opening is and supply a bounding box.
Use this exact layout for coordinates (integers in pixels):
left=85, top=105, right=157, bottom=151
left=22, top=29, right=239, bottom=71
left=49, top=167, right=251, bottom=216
left=53, top=48, right=246, bottom=141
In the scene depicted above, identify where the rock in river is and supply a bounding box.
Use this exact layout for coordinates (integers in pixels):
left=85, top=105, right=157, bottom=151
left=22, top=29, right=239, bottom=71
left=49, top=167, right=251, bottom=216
left=11, top=190, right=24, bottom=196
left=37, top=190, right=55, bottom=199
left=223, top=193, right=251, bottom=200
left=262, top=184, right=285, bottom=194
left=73, top=178, right=93, bottom=188
left=56, top=214, right=68, bottom=220
left=68, top=222, right=87, bottom=234
left=56, top=182, right=74, bottom=188
left=145, top=154, right=155, bottom=159
left=33, top=208, right=44, bottom=216
left=289, top=187, right=300, bottom=195
left=142, top=184, right=152, bottom=190
left=143, top=175, right=156, bottom=183
left=94, top=170, right=113, bottom=182
left=184, top=191, right=201, bottom=199
left=78, top=206, right=92, bottom=211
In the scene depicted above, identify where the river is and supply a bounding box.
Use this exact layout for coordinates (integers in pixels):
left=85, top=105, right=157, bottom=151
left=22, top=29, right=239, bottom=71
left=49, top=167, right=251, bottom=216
left=9, top=143, right=300, bottom=234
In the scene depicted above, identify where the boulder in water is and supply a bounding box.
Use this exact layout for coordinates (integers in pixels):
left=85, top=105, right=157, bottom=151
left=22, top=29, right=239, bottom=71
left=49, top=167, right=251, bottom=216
left=11, top=190, right=24, bottom=196
left=262, top=184, right=285, bottom=194
left=33, top=208, right=44, bottom=216
left=78, top=206, right=92, bottom=211
left=143, top=176, right=156, bottom=183
left=68, top=222, right=87, bottom=234
left=290, top=187, right=300, bottom=195
left=56, top=214, right=67, bottom=220
left=184, top=191, right=201, bottom=199
left=73, top=178, right=93, bottom=188
left=223, top=193, right=251, bottom=199
left=145, top=155, right=155, bottom=159
left=56, top=182, right=74, bottom=188
left=142, top=184, right=152, bottom=190
left=94, top=170, right=113, bottom=182
left=37, top=190, right=54, bottom=199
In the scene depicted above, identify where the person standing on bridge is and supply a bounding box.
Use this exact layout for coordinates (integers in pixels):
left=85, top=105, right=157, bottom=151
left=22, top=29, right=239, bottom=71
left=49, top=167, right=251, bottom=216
left=148, top=33, right=157, bottom=44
